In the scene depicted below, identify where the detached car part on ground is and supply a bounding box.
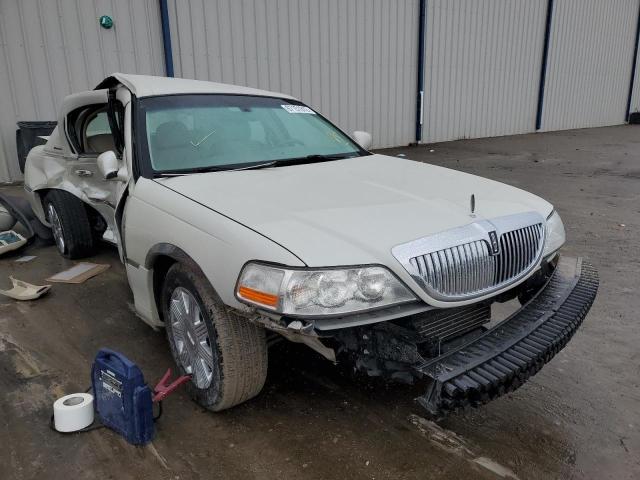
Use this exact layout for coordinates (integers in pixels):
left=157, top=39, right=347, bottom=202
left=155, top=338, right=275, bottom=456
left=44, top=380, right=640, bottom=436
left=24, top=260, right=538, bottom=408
left=23, top=74, right=598, bottom=416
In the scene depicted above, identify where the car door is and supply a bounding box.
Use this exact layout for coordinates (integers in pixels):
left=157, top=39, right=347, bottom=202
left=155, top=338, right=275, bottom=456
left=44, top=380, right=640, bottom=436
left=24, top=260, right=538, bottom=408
left=110, top=86, right=135, bottom=262
left=62, top=89, right=123, bottom=244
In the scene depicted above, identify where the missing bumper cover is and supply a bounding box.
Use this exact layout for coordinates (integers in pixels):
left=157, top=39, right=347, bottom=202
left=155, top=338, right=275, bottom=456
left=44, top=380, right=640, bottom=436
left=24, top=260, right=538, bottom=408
left=326, top=256, right=596, bottom=416
left=414, top=256, right=598, bottom=416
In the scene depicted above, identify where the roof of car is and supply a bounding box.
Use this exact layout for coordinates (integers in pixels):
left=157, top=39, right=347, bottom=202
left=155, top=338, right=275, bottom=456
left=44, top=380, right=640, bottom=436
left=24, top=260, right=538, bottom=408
left=96, top=73, right=297, bottom=100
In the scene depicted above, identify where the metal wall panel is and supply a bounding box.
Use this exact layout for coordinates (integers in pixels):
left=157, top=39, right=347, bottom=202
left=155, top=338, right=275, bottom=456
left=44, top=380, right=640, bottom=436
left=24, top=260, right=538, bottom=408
left=422, top=0, right=547, bottom=143
left=0, top=0, right=165, bottom=183
left=4, top=0, right=640, bottom=183
left=166, top=0, right=420, bottom=149
left=540, top=0, right=639, bottom=131
left=631, top=53, right=640, bottom=115
left=628, top=2, right=640, bottom=116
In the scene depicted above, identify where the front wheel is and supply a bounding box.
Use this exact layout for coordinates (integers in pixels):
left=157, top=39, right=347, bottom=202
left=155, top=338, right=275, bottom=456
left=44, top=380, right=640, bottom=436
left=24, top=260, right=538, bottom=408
left=162, top=262, right=268, bottom=411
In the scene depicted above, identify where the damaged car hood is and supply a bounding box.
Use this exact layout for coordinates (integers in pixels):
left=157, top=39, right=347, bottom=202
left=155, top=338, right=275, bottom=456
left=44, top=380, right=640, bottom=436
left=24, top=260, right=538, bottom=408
left=156, top=154, right=553, bottom=267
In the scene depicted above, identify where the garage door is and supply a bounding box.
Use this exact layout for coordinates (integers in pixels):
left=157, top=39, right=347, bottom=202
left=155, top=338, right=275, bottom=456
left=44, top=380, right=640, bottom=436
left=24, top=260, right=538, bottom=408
left=422, top=0, right=548, bottom=143
left=540, top=0, right=640, bottom=131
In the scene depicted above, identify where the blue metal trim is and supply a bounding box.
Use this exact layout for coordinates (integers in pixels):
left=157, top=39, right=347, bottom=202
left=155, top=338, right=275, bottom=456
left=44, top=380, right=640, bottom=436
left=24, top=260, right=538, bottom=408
left=625, top=0, right=640, bottom=121
left=415, top=0, right=427, bottom=143
left=535, top=0, right=554, bottom=131
left=159, top=0, right=174, bottom=77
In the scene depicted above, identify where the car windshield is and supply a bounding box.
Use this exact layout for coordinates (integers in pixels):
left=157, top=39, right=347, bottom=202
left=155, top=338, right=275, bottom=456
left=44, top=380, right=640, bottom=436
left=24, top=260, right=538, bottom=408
left=138, top=94, right=364, bottom=173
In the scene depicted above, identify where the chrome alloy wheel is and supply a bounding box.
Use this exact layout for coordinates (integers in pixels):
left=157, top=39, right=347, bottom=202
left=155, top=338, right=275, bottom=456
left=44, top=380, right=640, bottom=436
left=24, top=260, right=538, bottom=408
left=168, top=287, right=215, bottom=388
left=47, top=203, right=65, bottom=254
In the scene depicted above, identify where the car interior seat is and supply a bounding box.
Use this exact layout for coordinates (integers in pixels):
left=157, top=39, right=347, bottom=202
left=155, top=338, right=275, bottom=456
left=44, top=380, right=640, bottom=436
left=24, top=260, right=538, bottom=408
left=151, top=121, right=196, bottom=170
left=211, top=114, right=263, bottom=164
left=86, top=134, right=116, bottom=154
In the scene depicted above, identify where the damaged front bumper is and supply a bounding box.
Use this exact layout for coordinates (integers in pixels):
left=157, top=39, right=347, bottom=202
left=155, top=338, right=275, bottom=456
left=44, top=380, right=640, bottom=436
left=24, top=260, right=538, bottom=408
left=253, top=256, right=598, bottom=416
left=414, top=256, right=598, bottom=415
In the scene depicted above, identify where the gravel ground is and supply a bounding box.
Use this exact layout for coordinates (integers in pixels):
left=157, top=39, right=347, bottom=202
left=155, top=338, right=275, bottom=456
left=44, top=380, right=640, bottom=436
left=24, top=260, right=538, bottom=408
left=1, top=125, right=638, bottom=479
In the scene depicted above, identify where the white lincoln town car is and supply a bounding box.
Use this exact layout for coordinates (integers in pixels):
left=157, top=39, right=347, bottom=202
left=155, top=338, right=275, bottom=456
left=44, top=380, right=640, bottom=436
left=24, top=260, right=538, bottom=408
left=23, top=74, right=598, bottom=415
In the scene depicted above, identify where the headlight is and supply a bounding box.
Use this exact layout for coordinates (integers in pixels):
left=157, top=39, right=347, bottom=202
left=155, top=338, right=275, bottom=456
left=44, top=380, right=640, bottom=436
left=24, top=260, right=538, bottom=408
left=543, top=210, right=566, bottom=258
left=236, top=263, right=416, bottom=316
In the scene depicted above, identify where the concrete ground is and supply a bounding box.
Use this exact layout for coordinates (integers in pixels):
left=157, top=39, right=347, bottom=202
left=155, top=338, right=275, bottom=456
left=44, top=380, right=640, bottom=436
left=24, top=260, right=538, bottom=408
left=1, top=125, right=639, bottom=480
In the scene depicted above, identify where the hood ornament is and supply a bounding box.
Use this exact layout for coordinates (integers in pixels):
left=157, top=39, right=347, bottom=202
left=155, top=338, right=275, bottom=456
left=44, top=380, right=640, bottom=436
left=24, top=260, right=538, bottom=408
left=470, top=194, right=476, bottom=217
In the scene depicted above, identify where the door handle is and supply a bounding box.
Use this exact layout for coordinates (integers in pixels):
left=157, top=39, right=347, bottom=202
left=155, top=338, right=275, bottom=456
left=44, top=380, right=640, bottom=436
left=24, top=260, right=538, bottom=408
left=75, top=169, right=93, bottom=177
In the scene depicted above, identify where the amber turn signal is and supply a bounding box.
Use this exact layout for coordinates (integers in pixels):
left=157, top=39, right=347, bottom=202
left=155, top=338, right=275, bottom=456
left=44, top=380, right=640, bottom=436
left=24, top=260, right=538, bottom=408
left=237, top=285, right=279, bottom=308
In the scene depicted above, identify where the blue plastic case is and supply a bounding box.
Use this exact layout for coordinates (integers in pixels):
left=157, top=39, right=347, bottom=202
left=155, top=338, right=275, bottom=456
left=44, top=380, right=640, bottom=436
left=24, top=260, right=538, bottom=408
left=91, top=349, right=155, bottom=445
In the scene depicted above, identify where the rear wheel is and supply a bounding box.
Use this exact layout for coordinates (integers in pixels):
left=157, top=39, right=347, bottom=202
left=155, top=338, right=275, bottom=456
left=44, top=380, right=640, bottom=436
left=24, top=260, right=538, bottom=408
left=162, top=262, right=268, bottom=411
left=44, top=190, right=96, bottom=259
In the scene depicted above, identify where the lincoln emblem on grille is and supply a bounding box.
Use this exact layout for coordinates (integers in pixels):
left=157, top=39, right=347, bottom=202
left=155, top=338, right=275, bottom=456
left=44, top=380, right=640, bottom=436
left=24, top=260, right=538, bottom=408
left=488, top=231, right=500, bottom=255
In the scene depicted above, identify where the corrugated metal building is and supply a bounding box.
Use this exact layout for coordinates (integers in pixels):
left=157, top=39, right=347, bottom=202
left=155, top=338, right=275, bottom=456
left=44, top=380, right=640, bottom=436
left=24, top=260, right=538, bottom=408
left=422, top=0, right=549, bottom=143
left=1, top=0, right=640, bottom=183
left=540, top=0, right=639, bottom=131
left=0, top=0, right=165, bottom=183
left=166, top=0, right=419, bottom=149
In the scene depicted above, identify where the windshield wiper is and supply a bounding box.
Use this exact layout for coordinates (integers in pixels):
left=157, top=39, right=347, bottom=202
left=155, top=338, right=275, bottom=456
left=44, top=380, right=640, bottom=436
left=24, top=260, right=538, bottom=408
left=270, top=153, right=358, bottom=166
left=154, top=162, right=278, bottom=177
left=154, top=165, right=227, bottom=177
left=223, top=161, right=278, bottom=171
left=307, top=153, right=356, bottom=161
left=215, top=155, right=347, bottom=172
left=154, top=154, right=357, bottom=177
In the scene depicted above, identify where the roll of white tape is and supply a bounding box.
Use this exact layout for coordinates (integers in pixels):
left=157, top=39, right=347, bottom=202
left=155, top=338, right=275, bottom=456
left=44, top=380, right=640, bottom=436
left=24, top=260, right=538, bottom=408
left=53, top=393, right=94, bottom=432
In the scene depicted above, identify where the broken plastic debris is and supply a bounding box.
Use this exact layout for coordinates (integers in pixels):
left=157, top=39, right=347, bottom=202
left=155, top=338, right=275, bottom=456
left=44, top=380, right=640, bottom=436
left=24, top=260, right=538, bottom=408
left=15, top=255, right=36, bottom=263
left=46, top=262, right=110, bottom=284
left=0, top=230, right=27, bottom=256
left=0, top=276, right=51, bottom=301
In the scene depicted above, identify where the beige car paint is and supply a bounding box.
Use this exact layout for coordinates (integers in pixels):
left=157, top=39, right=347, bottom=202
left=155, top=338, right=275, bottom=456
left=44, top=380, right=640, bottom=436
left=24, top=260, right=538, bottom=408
left=122, top=177, right=305, bottom=326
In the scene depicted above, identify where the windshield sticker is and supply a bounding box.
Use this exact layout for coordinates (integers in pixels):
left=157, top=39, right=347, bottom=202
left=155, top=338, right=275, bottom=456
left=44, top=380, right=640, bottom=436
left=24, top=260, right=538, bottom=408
left=281, top=105, right=316, bottom=114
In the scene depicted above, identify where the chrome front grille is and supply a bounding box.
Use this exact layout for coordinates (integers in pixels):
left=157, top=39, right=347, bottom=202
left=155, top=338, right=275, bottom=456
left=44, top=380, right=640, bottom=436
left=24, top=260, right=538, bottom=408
left=392, top=212, right=546, bottom=301
left=409, top=223, right=543, bottom=298
left=410, top=240, right=495, bottom=297
left=495, top=224, right=544, bottom=284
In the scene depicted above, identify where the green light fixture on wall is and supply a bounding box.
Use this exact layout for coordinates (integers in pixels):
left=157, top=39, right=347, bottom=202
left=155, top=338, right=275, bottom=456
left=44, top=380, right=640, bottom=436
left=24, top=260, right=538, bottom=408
left=99, top=15, right=113, bottom=29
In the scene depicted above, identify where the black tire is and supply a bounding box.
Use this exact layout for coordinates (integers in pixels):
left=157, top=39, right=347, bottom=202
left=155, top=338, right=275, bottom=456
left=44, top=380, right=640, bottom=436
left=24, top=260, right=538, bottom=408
left=44, top=190, right=96, bottom=259
left=162, top=262, right=268, bottom=411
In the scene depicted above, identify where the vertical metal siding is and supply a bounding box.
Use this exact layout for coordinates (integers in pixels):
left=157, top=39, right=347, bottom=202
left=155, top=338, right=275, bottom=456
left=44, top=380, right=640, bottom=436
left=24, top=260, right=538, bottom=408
left=540, top=0, right=639, bottom=131
left=4, top=1, right=640, bottom=183
left=628, top=1, right=640, bottom=115
left=632, top=46, right=640, bottom=114
left=422, top=0, right=547, bottom=144
left=167, top=0, right=419, bottom=149
left=0, top=0, right=165, bottom=183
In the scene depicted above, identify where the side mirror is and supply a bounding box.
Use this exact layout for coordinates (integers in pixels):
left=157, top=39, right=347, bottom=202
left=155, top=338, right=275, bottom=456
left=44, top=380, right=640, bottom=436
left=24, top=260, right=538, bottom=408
left=352, top=131, right=372, bottom=150
left=97, top=151, right=121, bottom=180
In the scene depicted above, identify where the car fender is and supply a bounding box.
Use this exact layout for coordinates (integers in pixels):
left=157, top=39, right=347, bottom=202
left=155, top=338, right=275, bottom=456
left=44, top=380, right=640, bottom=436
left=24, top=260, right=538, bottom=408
left=24, top=146, right=117, bottom=240
left=23, top=146, right=68, bottom=225
left=123, top=178, right=305, bottom=328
